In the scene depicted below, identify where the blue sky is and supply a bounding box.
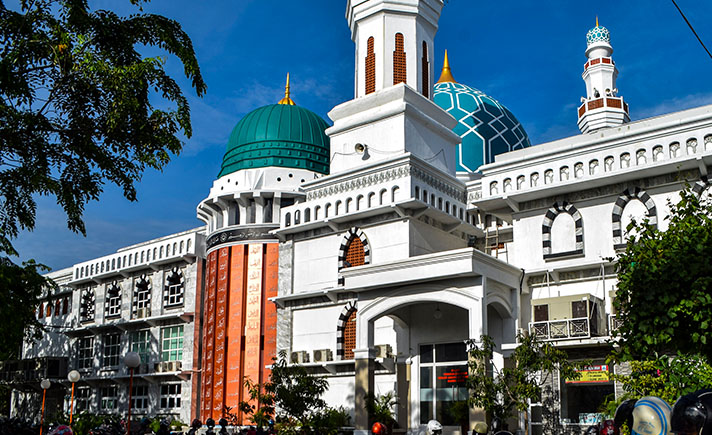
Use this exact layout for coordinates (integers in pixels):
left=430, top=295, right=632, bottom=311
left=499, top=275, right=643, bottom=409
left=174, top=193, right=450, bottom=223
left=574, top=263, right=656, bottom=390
left=13, top=0, right=712, bottom=271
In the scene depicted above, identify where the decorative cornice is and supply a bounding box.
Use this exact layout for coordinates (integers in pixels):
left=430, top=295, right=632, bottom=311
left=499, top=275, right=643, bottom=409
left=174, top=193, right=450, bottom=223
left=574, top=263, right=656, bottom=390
left=305, top=158, right=466, bottom=203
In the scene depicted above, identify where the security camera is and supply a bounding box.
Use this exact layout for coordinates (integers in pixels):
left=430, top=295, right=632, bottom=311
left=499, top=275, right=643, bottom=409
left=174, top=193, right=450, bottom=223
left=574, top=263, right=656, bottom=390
left=354, top=143, right=366, bottom=153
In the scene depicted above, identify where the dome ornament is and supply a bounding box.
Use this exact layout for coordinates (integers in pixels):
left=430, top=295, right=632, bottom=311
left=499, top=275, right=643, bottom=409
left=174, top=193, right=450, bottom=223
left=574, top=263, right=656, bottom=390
left=278, top=72, right=296, bottom=105
left=436, top=50, right=457, bottom=84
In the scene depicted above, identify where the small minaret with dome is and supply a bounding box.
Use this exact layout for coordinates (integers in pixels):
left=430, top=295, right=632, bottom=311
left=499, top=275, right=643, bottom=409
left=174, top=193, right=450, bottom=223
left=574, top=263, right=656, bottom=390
left=577, top=18, right=630, bottom=133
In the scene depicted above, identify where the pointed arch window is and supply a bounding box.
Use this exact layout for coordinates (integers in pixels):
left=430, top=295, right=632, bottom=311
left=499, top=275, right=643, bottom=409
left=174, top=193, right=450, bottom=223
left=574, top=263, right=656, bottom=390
left=365, top=37, right=376, bottom=94
left=393, top=33, right=407, bottom=85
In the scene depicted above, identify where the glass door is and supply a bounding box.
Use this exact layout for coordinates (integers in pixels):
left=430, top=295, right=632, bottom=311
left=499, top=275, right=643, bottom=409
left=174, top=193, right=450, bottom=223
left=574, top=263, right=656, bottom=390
left=419, top=342, right=468, bottom=425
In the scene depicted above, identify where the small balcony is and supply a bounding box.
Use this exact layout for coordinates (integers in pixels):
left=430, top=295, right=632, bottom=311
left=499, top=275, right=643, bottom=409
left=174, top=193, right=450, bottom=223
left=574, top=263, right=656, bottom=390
left=529, top=317, right=592, bottom=341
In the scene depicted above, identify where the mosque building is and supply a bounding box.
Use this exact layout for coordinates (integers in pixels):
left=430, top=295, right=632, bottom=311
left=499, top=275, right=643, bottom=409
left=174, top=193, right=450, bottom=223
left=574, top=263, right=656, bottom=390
left=5, top=0, right=712, bottom=434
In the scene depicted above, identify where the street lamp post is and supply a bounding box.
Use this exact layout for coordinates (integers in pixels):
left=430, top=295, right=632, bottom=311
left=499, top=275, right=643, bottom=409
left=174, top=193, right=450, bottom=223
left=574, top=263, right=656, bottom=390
left=67, top=370, right=81, bottom=425
left=40, top=379, right=50, bottom=435
left=124, top=352, right=141, bottom=435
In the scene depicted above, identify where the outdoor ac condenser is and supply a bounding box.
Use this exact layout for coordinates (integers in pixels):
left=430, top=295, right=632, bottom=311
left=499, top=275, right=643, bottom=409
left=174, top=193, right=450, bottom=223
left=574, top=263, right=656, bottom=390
left=313, top=349, right=333, bottom=362
left=374, top=344, right=392, bottom=359
left=290, top=351, right=309, bottom=364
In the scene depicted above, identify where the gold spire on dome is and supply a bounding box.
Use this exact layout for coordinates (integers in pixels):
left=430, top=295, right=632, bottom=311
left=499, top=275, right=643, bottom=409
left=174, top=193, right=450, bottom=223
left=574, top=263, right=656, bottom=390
left=596, top=16, right=599, bottom=27
left=278, top=73, right=295, bottom=105
left=436, top=50, right=457, bottom=84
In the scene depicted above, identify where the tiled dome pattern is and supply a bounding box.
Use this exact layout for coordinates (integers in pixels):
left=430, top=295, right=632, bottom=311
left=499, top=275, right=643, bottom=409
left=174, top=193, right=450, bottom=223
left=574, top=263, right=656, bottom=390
left=586, top=26, right=610, bottom=46
left=433, top=82, right=531, bottom=173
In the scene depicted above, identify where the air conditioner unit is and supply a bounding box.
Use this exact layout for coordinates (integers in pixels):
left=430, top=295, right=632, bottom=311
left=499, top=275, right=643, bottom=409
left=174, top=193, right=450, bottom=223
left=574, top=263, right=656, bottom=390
left=313, top=349, right=333, bottom=363
left=154, top=362, right=164, bottom=373
left=168, top=361, right=182, bottom=372
left=290, top=351, right=309, bottom=364
left=374, top=344, right=392, bottom=359
left=135, top=307, right=150, bottom=319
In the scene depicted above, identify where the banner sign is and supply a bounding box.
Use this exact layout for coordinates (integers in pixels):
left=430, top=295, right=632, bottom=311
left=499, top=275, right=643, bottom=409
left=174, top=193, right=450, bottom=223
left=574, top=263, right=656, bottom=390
left=565, top=364, right=610, bottom=383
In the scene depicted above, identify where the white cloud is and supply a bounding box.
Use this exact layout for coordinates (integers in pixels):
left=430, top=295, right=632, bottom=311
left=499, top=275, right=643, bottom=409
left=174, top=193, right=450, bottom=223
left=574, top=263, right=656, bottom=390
left=635, top=92, right=712, bottom=120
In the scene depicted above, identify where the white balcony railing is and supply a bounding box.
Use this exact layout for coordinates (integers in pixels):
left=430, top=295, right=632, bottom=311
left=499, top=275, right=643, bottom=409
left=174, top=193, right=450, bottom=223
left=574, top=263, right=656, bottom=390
left=529, top=317, right=591, bottom=340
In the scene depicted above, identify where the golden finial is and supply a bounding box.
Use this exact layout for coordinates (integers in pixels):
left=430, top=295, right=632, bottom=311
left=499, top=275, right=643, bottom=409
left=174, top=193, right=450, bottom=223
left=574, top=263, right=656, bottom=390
left=278, top=73, right=295, bottom=105
left=596, top=16, right=599, bottom=27
left=436, top=50, right=457, bottom=84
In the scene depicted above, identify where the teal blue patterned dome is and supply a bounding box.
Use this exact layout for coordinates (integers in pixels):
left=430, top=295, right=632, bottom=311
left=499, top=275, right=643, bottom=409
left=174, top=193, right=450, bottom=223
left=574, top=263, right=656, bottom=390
left=433, top=81, right=531, bottom=173
left=586, top=25, right=610, bottom=46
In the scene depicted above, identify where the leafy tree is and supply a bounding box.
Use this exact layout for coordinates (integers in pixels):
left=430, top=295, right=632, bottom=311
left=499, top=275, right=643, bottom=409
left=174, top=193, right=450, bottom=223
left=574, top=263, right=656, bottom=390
left=239, top=376, right=276, bottom=429
left=0, top=0, right=205, bottom=357
left=239, top=351, right=335, bottom=433
left=612, top=187, right=712, bottom=362
left=603, top=354, right=712, bottom=411
left=466, top=333, right=587, bottom=427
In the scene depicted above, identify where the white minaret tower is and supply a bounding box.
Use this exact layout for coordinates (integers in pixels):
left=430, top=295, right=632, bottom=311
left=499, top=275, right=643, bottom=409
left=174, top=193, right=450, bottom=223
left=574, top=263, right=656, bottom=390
left=577, top=18, right=630, bottom=133
left=347, top=0, right=444, bottom=99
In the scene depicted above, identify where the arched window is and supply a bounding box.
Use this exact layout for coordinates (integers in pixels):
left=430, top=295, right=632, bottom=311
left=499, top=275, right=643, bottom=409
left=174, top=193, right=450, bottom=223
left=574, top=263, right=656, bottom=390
left=687, top=138, right=698, bottom=154
left=336, top=302, right=357, bottom=360
left=132, top=275, right=152, bottom=318
left=46, top=303, right=52, bottom=317
left=38, top=302, right=44, bottom=319
left=304, top=208, right=311, bottom=222
left=365, top=37, right=375, bottom=94
left=393, top=33, right=406, bottom=85
left=105, top=281, right=121, bottom=318
left=652, top=146, right=664, bottom=162
left=164, top=267, right=185, bottom=307
left=612, top=187, right=658, bottom=247
left=544, top=170, right=554, bottom=184
left=62, top=297, right=69, bottom=315
left=542, top=202, right=584, bottom=258
left=560, top=166, right=570, bottom=181
left=421, top=41, right=429, bottom=98
left=338, top=228, right=371, bottom=285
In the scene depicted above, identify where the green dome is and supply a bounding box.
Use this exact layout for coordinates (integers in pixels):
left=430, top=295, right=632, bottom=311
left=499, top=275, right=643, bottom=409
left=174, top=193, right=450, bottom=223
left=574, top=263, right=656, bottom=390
left=218, top=104, right=330, bottom=178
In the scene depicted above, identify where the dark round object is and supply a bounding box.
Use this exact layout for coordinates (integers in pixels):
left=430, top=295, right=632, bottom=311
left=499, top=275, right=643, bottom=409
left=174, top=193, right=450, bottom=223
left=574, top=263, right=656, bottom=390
left=191, top=419, right=202, bottom=428
left=672, top=389, right=712, bottom=435
left=614, top=399, right=637, bottom=431
left=206, top=418, right=216, bottom=428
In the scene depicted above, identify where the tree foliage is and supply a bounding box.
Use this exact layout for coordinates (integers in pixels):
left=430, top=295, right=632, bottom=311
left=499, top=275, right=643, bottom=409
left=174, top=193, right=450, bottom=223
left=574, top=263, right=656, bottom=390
left=606, top=354, right=712, bottom=408
left=239, top=351, right=342, bottom=434
left=467, top=333, right=587, bottom=424
left=0, top=0, right=205, bottom=356
left=612, top=187, right=712, bottom=361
